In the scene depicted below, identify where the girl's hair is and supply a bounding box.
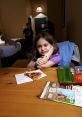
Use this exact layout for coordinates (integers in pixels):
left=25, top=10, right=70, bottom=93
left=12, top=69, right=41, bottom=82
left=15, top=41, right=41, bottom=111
left=33, top=32, right=59, bottom=59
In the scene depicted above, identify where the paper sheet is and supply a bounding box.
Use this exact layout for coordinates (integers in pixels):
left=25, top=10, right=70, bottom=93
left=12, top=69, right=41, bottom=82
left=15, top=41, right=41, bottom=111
left=15, top=69, right=47, bottom=84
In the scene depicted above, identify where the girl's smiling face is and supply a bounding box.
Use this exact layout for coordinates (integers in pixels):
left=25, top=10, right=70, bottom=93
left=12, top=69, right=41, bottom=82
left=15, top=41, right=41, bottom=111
left=36, top=37, right=52, bottom=55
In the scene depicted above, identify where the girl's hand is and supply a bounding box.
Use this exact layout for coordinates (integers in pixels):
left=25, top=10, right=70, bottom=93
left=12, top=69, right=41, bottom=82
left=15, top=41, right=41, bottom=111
left=45, top=46, right=54, bottom=59
left=36, top=56, right=48, bottom=66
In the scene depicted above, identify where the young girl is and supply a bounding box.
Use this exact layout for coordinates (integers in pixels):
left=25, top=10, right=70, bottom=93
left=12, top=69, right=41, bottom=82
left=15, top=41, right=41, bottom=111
left=27, top=32, right=61, bottom=68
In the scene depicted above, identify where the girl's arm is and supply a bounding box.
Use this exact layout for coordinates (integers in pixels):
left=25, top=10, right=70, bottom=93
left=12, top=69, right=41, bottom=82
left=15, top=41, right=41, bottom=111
left=36, top=46, right=54, bottom=65
left=37, top=60, right=55, bottom=68
left=44, top=46, right=54, bottom=59
left=36, top=53, right=61, bottom=68
left=27, top=60, right=36, bottom=67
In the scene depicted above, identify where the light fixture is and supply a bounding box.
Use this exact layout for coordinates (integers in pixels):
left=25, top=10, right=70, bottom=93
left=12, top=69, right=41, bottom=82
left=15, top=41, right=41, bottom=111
left=36, top=7, right=43, bottom=13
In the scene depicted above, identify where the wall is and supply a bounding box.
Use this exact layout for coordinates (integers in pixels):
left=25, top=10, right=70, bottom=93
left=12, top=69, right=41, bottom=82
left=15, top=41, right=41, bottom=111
left=65, top=0, right=82, bottom=63
left=0, top=0, right=31, bottom=39
left=47, top=0, right=65, bottom=41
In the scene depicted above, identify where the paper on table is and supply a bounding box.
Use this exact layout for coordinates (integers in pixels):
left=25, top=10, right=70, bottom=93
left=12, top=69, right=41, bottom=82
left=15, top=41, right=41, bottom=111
left=15, top=69, right=47, bottom=84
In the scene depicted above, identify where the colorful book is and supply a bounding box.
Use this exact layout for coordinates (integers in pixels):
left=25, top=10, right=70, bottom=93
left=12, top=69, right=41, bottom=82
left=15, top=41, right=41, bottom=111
left=40, top=81, right=82, bottom=107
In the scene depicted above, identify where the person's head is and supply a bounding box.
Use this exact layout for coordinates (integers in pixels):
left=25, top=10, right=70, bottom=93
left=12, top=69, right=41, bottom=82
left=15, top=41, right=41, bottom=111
left=28, top=17, right=31, bottom=24
left=34, top=32, right=58, bottom=57
left=26, top=22, right=31, bottom=29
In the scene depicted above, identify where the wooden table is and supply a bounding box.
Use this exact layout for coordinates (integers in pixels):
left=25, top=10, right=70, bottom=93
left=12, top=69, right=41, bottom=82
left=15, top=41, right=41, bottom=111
left=0, top=67, right=82, bottom=117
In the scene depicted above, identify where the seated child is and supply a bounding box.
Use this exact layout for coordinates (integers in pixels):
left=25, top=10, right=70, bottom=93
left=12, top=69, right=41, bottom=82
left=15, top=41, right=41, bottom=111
left=27, top=32, right=61, bottom=68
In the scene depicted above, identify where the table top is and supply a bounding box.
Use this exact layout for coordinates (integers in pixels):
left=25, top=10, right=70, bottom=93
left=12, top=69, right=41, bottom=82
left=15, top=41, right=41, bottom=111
left=0, top=67, right=82, bottom=117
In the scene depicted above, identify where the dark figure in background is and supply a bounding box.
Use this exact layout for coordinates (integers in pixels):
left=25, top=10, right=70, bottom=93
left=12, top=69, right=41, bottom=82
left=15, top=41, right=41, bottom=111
left=23, top=22, right=33, bottom=50
left=17, top=17, right=33, bottom=59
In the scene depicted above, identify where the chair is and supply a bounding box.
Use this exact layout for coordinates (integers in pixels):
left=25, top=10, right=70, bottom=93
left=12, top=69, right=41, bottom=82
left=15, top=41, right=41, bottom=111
left=57, top=41, right=80, bottom=66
